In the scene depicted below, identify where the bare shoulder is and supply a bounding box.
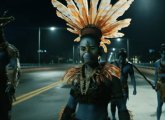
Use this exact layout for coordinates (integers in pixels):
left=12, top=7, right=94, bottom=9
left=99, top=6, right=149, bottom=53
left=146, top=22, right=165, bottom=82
left=102, top=63, right=120, bottom=79
left=62, top=65, right=81, bottom=84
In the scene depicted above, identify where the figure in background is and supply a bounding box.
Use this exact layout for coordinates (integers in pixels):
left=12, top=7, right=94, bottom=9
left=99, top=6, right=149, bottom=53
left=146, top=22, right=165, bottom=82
left=0, top=11, right=20, bottom=120
left=110, top=48, right=136, bottom=120
left=154, top=43, right=165, bottom=120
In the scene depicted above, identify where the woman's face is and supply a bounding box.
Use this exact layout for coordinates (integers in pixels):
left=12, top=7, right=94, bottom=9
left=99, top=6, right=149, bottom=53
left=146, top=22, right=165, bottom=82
left=80, top=37, right=100, bottom=64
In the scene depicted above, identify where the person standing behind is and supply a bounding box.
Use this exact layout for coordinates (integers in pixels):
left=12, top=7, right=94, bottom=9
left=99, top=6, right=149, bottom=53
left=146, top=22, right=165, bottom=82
left=154, top=43, right=165, bottom=120
left=111, top=48, right=137, bottom=120
left=0, top=12, right=20, bottom=120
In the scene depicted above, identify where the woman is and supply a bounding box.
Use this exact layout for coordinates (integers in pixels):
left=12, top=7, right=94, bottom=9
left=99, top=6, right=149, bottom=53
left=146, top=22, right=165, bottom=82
left=51, top=0, right=134, bottom=119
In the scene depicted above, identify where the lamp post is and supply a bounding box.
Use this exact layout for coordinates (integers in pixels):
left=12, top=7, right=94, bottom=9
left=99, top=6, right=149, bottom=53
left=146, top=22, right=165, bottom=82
left=73, top=45, right=75, bottom=63
left=38, top=27, right=56, bottom=66
left=112, top=48, right=116, bottom=60
left=127, top=38, right=130, bottom=60
left=38, top=27, right=41, bottom=66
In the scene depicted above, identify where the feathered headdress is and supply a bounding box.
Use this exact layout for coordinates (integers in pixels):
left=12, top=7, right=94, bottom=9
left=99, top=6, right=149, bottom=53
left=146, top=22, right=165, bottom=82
left=52, top=0, right=134, bottom=52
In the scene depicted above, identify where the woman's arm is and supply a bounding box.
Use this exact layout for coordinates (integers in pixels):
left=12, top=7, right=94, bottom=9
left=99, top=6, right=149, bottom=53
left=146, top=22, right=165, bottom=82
left=61, top=95, right=77, bottom=120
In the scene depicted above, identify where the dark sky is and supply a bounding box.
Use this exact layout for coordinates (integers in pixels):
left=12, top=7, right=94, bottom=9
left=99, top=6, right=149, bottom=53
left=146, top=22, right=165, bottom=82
left=0, top=0, right=165, bottom=62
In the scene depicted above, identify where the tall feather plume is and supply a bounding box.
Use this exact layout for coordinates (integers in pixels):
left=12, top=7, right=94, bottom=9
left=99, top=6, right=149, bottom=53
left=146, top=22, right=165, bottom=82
left=100, top=0, right=134, bottom=28
left=66, top=0, right=84, bottom=28
left=66, top=23, right=80, bottom=34
left=102, top=18, right=131, bottom=34
left=103, top=19, right=131, bottom=36
left=89, top=0, right=99, bottom=24
left=94, top=0, right=111, bottom=25
left=56, top=10, right=79, bottom=31
left=109, top=0, right=134, bottom=24
left=74, top=0, right=88, bottom=25
left=98, top=0, right=127, bottom=28
left=67, top=28, right=79, bottom=34
left=96, top=5, right=112, bottom=26
left=52, top=0, right=81, bottom=29
left=104, top=32, right=124, bottom=38
left=82, top=0, right=89, bottom=23
left=51, top=0, right=134, bottom=53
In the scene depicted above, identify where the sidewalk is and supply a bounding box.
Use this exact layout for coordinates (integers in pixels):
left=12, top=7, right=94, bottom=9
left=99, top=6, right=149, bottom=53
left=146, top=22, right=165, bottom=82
left=126, top=86, right=165, bottom=120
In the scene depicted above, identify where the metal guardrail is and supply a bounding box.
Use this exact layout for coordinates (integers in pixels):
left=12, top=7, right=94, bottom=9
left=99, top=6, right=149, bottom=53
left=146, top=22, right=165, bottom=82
left=134, top=63, right=155, bottom=70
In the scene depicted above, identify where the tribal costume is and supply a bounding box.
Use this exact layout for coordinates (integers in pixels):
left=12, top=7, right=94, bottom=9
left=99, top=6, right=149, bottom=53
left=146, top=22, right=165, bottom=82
left=154, top=43, right=165, bottom=120
left=51, top=0, right=134, bottom=119
left=0, top=12, right=20, bottom=120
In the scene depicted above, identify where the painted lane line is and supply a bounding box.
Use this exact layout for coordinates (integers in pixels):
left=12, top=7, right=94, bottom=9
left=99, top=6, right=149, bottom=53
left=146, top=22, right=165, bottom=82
left=13, top=81, right=61, bottom=106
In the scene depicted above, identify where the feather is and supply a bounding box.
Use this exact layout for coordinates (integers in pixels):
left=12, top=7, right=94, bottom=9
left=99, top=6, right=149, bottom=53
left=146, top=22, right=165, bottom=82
left=83, top=0, right=89, bottom=20
left=74, top=37, right=81, bottom=42
left=66, top=0, right=84, bottom=28
left=74, top=0, right=88, bottom=25
left=66, top=23, right=80, bottom=33
left=52, top=0, right=134, bottom=53
left=98, top=0, right=127, bottom=28
left=94, top=0, right=111, bottom=24
left=89, top=0, right=99, bottom=24
left=52, top=0, right=81, bottom=29
left=56, top=10, right=80, bottom=31
left=52, top=0, right=71, bottom=19
left=100, top=41, right=108, bottom=53
left=67, top=28, right=79, bottom=34
left=62, top=67, right=80, bottom=84
left=102, top=18, right=131, bottom=35
left=103, top=64, right=120, bottom=79
left=100, top=0, right=134, bottom=28
left=104, top=32, right=124, bottom=38
left=109, top=66, right=120, bottom=79
left=101, top=37, right=111, bottom=44
left=96, top=5, right=112, bottom=26
left=107, top=0, right=127, bottom=17
left=110, top=0, right=134, bottom=24
left=66, top=0, right=79, bottom=16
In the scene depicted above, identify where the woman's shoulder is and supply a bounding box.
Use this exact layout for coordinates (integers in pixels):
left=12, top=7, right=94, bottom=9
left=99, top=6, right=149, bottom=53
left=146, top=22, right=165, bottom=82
left=101, top=62, right=120, bottom=79
left=62, top=65, right=81, bottom=84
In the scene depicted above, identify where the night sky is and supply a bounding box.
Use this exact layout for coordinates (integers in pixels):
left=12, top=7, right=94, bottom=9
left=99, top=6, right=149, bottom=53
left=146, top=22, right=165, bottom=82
left=0, top=0, right=165, bottom=63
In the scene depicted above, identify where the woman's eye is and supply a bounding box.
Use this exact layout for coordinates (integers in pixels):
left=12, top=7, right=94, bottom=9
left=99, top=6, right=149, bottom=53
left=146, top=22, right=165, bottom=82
left=81, top=47, right=86, bottom=51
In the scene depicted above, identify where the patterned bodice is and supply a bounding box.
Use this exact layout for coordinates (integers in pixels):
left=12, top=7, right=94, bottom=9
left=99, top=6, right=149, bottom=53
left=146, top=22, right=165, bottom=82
left=63, top=63, right=121, bottom=104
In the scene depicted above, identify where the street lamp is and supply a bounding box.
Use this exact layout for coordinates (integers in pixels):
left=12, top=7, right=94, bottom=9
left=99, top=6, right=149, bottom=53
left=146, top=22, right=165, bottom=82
left=112, top=48, right=116, bottom=51
left=50, top=27, right=56, bottom=31
left=111, top=48, right=117, bottom=60
left=38, top=27, right=56, bottom=66
left=117, top=38, right=121, bottom=42
left=38, top=27, right=41, bottom=66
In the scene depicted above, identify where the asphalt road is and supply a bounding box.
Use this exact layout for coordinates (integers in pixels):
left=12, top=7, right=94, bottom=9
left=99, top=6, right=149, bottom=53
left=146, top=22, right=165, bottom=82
left=11, top=65, right=165, bottom=120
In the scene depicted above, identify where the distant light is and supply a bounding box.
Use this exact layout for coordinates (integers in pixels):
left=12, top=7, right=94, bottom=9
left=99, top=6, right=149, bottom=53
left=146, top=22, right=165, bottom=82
left=117, top=38, right=121, bottom=42
left=112, top=48, right=116, bottom=51
left=50, top=27, right=56, bottom=31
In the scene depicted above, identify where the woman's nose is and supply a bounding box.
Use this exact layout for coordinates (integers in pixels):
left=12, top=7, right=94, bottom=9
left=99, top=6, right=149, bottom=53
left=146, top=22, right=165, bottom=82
left=85, top=47, right=90, bottom=52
